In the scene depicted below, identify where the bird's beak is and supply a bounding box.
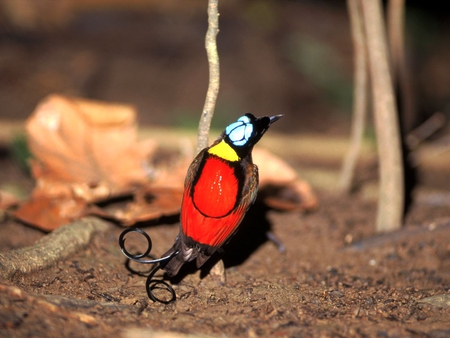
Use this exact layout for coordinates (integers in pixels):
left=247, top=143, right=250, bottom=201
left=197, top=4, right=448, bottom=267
left=269, top=114, right=284, bottom=124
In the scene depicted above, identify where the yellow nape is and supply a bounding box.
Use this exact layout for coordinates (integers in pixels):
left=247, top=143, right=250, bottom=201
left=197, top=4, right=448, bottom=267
left=208, top=140, right=240, bottom=161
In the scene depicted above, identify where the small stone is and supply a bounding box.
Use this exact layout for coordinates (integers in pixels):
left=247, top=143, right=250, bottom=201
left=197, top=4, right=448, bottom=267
left=330, top=290, right=344, bottom=298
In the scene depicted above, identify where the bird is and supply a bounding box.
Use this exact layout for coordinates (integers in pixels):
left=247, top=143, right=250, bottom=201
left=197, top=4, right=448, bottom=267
left=161, top=113, right=283, bottom=277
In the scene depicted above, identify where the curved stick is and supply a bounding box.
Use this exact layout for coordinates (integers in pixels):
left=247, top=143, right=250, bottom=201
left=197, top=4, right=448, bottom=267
left=0, top=217, right=112, bottom=279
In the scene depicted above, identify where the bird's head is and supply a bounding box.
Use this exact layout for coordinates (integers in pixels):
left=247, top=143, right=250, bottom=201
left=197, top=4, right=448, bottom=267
left=222, top=113, right=283, bottom=157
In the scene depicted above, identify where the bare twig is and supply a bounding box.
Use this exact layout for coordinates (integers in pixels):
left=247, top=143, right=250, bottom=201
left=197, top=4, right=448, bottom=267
left=339, top=0, right=368, bottom=193
left=345, top=217, right=450, bottom=251
left=0, top=283, right=106, bottom=327
left=0, top=217, right=112, bottom=279
left=405, top=112, right=446, bottom=150
left=0, top=283, right=132, bottom=312
left=197, top=0, right=220, bottom=154
left=361, top=0, right=404, bottom=232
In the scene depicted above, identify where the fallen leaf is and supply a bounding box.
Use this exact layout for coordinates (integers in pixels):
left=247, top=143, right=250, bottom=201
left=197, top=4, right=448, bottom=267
left=14, top=95, right=159, bottom=230
left=86, top=187, right=183, bottom=225
left=14, top=193, right=86, bottom=232
left=254, top=148, right=318, bottom=211
left=25, top=94, right=156, bottom=190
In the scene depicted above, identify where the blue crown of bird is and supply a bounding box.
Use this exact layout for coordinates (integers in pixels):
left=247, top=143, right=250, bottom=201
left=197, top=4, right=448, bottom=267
left=119, top=113, right=283, bottom=301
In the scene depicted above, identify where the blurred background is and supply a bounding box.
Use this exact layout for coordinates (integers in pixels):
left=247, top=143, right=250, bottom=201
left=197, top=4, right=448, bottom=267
left=0, top=0, right=449, bottom=135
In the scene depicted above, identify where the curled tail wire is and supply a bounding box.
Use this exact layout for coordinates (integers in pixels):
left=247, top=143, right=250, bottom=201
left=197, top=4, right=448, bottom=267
left=119, top=228, right=179, bottom=303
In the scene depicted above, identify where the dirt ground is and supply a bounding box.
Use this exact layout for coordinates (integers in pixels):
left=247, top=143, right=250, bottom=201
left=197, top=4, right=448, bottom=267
left=1, top=2, right=450, bottom=337
left=1, top=182, right=450, bottom=338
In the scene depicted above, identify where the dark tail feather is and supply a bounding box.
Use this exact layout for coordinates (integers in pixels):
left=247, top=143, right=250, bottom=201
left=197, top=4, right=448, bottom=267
left=163, top=253, right=186, bottom=277
left=196, top=251, right=212, bottom=268
left=161, top=239, right=183, bottom=277
left=161, top=235, right=196, bottom=277
left=161, top=234, right=218, bottom=277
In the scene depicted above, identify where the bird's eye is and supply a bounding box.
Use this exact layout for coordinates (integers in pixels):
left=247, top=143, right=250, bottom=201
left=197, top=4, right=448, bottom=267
left=225, top=116, right=254, bottom=146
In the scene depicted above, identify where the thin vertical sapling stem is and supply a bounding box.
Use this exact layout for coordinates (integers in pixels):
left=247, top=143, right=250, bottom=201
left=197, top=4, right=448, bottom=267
left=196, top=0, right=226, bottom=282
left=361, top=0, right=404, bottom=232
left=339, top=0, right=368, bottom=193
left=197, top=0, right=220, bottom=154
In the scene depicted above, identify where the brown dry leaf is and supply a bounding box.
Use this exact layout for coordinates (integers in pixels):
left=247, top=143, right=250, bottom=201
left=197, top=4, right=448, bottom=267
left=14, top=94, right=158, bottom=231
left=86, top=187, right=183, bottom=225
left=13, top=193, right=87, bottom=232
left=123, top=187, right=183, bottom=224
left=25, top=94, right=156, bottom=191
left=253, top=148, right=318, bottom=211
left=84, top=152, right=188, bottom=225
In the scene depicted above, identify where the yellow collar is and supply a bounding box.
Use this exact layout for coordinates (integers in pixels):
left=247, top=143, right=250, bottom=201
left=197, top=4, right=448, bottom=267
left=208, top=140, right=240, bottom=162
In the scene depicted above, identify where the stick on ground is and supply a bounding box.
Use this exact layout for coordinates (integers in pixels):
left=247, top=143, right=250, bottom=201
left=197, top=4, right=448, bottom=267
left=0, top=217, right=112, bottom=279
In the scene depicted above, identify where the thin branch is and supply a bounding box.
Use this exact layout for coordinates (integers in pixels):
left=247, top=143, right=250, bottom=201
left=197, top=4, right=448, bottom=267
left=197, top=0, right=220, bottom=154
left=344, top=217, right=450, bottom=251
left=195, top=0, right=226, bottom=278
left=0, top=217, right=112, bottom=279
left=405, top=112, right=445, bottom=150
left=0, top=283, right=133, bottom=312
left=339, top=0, right=368, bottom=193
left=361, top=0, right=404, bottom=232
